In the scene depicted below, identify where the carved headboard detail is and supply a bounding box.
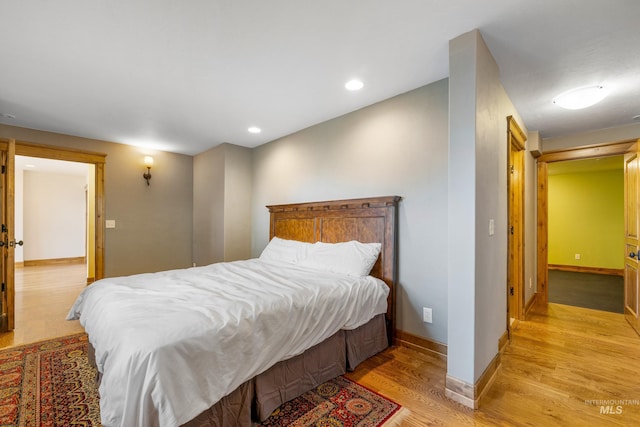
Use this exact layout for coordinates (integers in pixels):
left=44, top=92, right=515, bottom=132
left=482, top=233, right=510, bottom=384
left=267, top=195, right=400, bottom=342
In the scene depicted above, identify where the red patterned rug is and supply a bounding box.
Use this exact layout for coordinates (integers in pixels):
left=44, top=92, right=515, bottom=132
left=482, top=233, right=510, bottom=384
left=260, top=376, right=407, bottom=426
left=0, top=334, right=406, bottom=427
left=0, top=333, right=101, bottom=426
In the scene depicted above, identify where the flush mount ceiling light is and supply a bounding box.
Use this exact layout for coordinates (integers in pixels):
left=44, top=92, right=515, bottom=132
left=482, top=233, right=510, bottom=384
left=345, top=79, right=364, bottom=91
left=0, top=113, right=16, bottom=119
left=248, top=126, right=261, bottom=134
left=552, top=85, right=609, bottom=110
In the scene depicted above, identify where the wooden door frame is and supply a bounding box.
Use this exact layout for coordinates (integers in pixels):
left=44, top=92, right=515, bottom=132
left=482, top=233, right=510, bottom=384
left=623, top=143, right=640, bottom=334
left=507, top=117, right=527, bottom=324
left=0, top=138, right=106, bottom=280
left=0, top=139, right=15, bottom=331
left=536, top=140, right=635, bottom=304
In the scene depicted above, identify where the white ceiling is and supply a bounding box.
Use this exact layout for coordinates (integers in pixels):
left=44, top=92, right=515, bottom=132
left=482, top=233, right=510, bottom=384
left=1, top=1, right=639, bottom=156
left=16, top=155, right=89, bottom=176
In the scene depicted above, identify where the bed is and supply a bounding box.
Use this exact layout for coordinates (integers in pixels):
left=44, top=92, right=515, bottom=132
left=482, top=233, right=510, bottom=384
left=68, top=195, right=400, bottom=427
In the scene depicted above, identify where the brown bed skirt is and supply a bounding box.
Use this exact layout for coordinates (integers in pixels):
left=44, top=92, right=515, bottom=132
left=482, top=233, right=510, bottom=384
left=89, top=314, right=387, bottom=426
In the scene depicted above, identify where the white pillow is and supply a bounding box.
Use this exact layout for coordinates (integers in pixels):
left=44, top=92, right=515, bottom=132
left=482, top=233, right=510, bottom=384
left=298, top=240, right=382, bottom=277
left=259, top=236, right=312, bottom=264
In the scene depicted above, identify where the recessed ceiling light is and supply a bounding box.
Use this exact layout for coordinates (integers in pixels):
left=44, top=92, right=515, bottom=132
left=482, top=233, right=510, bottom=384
left=345, top=79, right=364, bottom=91
left=248, top=126, right=261, bottom=134
left=0, top=113, right=16, bottom=119
left=552, top=85, right=609, bottom=110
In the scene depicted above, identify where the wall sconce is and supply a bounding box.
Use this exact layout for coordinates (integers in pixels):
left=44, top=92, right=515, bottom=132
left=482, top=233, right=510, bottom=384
left=143, top=156, right=153, bottom=185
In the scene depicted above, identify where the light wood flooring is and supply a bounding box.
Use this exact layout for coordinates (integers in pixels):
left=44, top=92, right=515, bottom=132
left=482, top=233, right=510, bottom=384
left=2, top=266, right=640, bottom=426
left=349, top=302, right=640, bottom=426
left=0, top=263, right=86, bottom=348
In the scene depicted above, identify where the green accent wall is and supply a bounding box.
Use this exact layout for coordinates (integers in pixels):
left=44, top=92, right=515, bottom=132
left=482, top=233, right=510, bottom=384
left=548, top=167, right=623, bottom=269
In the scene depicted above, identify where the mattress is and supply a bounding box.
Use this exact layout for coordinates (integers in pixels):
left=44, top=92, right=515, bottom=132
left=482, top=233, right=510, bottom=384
left=67, top=258, right=389, bottom=427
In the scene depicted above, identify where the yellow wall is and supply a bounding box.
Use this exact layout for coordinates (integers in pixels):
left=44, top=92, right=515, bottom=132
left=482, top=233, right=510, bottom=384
left=548, top=168, right=623, bottom=269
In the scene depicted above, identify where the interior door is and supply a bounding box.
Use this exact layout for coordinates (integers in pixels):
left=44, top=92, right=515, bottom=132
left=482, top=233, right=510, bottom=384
left=624, top=141, right=640, bottom=335
left=0, top=138, right=16, bottom=332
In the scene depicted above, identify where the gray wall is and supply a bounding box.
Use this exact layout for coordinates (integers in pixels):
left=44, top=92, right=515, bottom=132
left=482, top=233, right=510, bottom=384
left=222, top=144, right=252, bottom=261
left=193, top=143, right=252, bottom=265
left=448, top=30, right=530, bottom=384
left=0, top=124, right=194, bottom=277
left=251, top=79, right=450, bottom=344
left=193, top=144, right=226, bottom=265
left=447, top=30, right=479, bottom=384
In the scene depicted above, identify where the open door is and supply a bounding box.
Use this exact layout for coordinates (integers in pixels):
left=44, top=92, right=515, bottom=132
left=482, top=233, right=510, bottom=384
left=0, top=138, right=16, bottom=332
left=624, top=140, right=640, bottom=335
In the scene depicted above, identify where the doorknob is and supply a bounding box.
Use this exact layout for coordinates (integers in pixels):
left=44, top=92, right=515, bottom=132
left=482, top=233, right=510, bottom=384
left=0, top=239, right=23, bottom=247
left=9, top=240, right=23, bottom=248
left=630, top=252, right=637, bottom=259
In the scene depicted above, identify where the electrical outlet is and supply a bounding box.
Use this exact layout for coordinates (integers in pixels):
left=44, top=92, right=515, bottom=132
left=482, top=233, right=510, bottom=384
left=423, top=307, right=433, bottom=323
left=575, top=253, right=581, bottom=260
left=105, top=220, right=116, bottom=229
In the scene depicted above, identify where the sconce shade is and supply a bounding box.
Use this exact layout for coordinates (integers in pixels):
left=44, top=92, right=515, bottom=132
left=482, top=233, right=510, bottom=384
left=143, top=156, right=153, bottom=185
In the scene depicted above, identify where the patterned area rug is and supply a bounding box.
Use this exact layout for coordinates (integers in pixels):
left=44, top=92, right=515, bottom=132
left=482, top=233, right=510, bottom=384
left=0, top=334, right=406, bottom=427
left=260, top=376, right=407, bottom=427
left=0, top=333, right=101, bottom=426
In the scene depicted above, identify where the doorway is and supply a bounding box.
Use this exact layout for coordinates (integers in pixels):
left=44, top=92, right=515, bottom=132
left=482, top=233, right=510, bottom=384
left=16, top=156, right=92, bottom=275
left=0, top=139, right=105, bottom=333
left=546, top=156, right=624, bottom=313
left=536, top=140, right=636, bottom=307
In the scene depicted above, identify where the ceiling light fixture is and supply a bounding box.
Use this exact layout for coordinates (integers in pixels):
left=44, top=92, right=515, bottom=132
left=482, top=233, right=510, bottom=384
left=0, top=113, right=16, bottom=119
left=552, top=85, right=609, bottom=110
left=345, top=79, right=364, bottom=91
left=248, top=126, right=261, bottom=134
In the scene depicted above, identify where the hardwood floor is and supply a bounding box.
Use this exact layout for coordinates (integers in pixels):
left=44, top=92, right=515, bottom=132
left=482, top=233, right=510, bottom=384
left=348, top=302, right=640, bottom=426
left=0, top=263, right=86, bottom=348
left=2, top=267, right=639, bottom=426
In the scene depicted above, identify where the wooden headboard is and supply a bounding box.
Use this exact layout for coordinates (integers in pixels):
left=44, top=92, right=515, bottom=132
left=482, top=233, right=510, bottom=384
left=266, top=195, right=400, bottom=342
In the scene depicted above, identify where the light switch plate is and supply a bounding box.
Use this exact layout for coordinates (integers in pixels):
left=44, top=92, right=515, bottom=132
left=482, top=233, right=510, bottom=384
left=105, top=220, right=116, bottom=229
left=423, top=307, right=433, bottom=323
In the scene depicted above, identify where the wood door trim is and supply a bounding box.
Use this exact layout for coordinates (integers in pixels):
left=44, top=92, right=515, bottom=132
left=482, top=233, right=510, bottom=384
left=0, top=138, right=106, bottom=282
left=5, top=140, right=15, bottom=330
left=536, top=140, right=633, bottom=305
left=507, top=116, right=526, bottom=322
left=508, top=116, right=527, bottom=151
left=537, top=161, right=549, bottom=305
left=538, top=140, right=635, bottom=163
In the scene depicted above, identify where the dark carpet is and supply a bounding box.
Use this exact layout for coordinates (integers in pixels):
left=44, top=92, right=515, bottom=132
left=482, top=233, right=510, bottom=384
left=548, top=270, right=624, bottom=313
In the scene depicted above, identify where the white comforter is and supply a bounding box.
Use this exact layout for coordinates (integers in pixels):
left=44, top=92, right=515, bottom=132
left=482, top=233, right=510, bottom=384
left=67, top=258, right=388, bottom=427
